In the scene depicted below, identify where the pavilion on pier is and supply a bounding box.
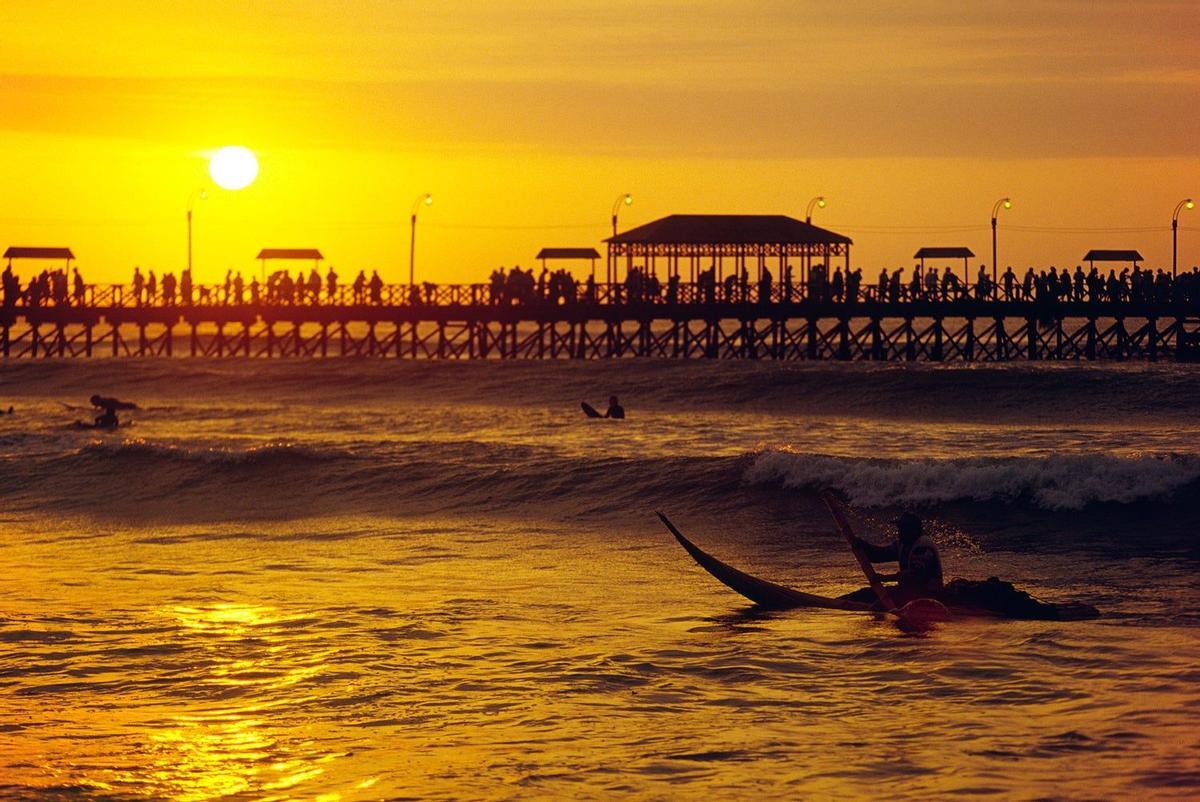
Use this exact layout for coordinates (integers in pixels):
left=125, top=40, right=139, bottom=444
left=3, top=247, right=75, bottom=275
left=1083, top=249, right=1143, bottom=270
left=256, top=248, right=324, bottom=280
left=914, top=247, right=975, bottom=282
left=603, top=214, right=851, bottom=285
left=535, top=247, right=601, bottom=279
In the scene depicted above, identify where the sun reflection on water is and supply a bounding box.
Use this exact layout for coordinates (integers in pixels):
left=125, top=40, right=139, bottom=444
left=121, top=602, right=341, bottom=801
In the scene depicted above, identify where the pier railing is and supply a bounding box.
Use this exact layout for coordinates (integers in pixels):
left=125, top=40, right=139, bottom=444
left=4, top=280, right=1200, bottom=361
left=9, top=277, right=1200, bottom=310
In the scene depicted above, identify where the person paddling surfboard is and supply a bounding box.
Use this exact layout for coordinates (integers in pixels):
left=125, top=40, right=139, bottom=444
left=823, top=491, right=944, bottom=610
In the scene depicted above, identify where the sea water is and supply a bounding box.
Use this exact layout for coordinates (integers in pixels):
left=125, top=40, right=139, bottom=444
left=1, top=360, right=1197, bottom=800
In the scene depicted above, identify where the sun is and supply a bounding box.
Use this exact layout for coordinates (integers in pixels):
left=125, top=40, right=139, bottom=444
left=208, top=146, right=259, bottom=190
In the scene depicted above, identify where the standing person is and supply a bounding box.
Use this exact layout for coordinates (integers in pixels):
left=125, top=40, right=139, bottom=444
left=353, top=271, right=366, bottom=304
left=147, top=271, right=157, bottom=305
left=132, top=267, right=144, bottom=305
left=326, top=267, right=339, bottom=303
left=72, top=268, right=86, bottom=306
left=368, top=270, right=383, bottom=304
left=924, top=264, right=939, bottom=301
left=2, top=264, right=17, bottom=308
left=308, top=269, right=321, bottom=304
left=180, top=268, right=193, bottom=305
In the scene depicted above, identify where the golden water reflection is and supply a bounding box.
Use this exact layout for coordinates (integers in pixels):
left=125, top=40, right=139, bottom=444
left=122, top=602, right=351, bottom=801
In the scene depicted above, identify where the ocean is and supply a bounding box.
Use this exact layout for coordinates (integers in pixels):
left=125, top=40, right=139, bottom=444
left=1, top=359, right=1198, bottom=800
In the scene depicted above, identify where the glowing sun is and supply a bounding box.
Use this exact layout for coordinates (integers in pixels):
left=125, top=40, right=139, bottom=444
left=208, top=146, right=258, bottom=190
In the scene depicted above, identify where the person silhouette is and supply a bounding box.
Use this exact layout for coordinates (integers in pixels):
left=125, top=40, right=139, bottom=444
left=89, top=394, right=138, bottom=428
left=605, top=395, right=625, bottom=419
left=842, top=512, right=943, bottom=607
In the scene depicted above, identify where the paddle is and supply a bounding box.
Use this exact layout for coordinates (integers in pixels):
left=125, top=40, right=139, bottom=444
left=821, top=489, right=899, bottom=615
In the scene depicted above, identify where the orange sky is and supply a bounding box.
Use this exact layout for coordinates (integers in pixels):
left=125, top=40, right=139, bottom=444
left=1, top=1, right=1197, bottom=284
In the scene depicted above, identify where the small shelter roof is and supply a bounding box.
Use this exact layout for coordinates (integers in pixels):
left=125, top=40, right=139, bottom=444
left=536, top=248, right=600, bottom=260
left=914, top=247, right=975, bottom=259
left=605, top=215, right=851, bottom=246
left=256, top=248, right=324, bottom=260
left=1082, top=249, right=1142, bottom=263
left=4, top=247, right=75, bottom=260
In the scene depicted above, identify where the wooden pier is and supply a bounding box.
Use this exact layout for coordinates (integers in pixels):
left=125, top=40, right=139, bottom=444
left=3, top=284, right=1199, bottom=361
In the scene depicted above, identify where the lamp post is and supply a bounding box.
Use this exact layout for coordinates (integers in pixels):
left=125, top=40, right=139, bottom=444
left=1173, top=198, right=1194, bottom=277
left=991, top=197, right=1011, bottom=285
left=805, top=196, right=826, bottom=224
left=611, top=193, right=632, bottom=238
left=410, top=193, right=433, bottom=286
left=186, top=188, right=207, bottom=273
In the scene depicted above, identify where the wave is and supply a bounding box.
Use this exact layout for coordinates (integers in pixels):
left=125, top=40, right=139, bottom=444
left=5, top=430, right=1198, bottom=526
left=745, top=448, right=1200, bottom=511
left=6, top=358, right=1200, bottom=423
left=74, top=439, right=348, bottom=466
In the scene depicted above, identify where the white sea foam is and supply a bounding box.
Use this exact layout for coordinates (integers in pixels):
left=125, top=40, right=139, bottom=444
left=745, top=448, right=1200, bottom=510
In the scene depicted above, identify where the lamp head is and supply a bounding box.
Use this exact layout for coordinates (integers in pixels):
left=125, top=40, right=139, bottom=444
left=817, top=197, right=826, bottom=209
left=1003, top=199, right=1012, bottom=209
left=1187, top=199, right=1195, bottom=210
left=624, top=194, right=633, bottom=206
left=424, top=193, right=433, bottom=206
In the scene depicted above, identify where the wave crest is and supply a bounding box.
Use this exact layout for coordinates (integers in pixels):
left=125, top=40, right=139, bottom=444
left=745, top=449, right=1200, bottom=510
left=75, top=439, right=347, bottom=466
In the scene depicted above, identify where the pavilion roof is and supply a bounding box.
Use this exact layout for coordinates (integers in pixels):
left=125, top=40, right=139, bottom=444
left=4, top=246, right=75, bottom=260
left=536, top=247, right=600, bottom=260
left=605, top=215, right=851, bottom=246
left=1083, top=249, right=1143, bottom=263
left=914, top=247, right=975, bottom=259
left=256, top=248, right=324, bottom=260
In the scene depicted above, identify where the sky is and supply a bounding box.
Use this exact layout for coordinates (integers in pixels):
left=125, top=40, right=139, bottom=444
left=1, top=0, right=1197, bottom=284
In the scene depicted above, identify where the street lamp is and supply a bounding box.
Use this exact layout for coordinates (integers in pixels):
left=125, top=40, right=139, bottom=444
left=805, top=196, right=826, bottom=224
left=991, top=197, right=1011, bottom=285
left=186, top=187, right=207, bottom=273
left=611, top=193, right=632, bottom=237
left=410, top=192, right=433, bottom=286
left=1173, top=198, right=1194, bottom=277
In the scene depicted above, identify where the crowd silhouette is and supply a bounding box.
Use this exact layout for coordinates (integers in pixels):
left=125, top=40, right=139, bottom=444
left=4, top=262, right=1200, bottom=310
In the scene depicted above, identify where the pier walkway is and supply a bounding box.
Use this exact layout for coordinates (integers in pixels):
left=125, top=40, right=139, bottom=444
left=4, top=281, right=1200, bottom=361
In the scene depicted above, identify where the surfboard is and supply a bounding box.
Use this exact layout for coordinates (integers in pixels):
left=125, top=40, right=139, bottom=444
left=581, top=402, right=602, bottom=418
left=659, top=511, right=1095, bottom=621
left=656, top=512, right=872, bottom=611
left=69, top=420, right=130, bottom=430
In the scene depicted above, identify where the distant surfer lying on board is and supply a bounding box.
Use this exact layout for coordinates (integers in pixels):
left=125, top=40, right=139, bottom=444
left=90, top=394, right=138, bottom=428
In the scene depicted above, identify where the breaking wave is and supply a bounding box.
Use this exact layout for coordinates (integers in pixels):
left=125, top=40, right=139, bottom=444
left=745, top=448, right=1200, bottom=511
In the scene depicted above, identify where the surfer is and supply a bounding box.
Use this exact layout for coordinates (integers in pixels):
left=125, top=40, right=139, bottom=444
left=605, top=395, right=625, bottom=419
left=844, top=512, right=943, bottom=605
left=90, top=394, right=138, bottom=428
